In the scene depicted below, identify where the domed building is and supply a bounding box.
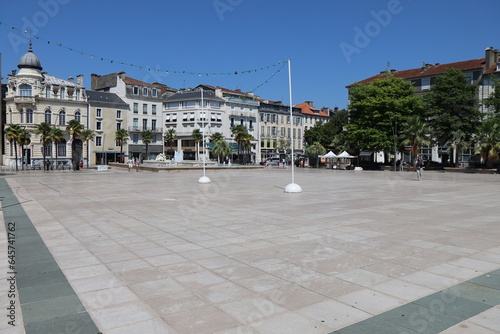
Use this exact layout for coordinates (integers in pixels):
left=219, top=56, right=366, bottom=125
left=3, top=42, right=88, bottom=170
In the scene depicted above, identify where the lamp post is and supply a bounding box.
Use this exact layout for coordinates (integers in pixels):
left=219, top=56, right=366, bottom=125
left=284, top=59, right=302, bottom=193
left=198, top=87, right=211, bottom=183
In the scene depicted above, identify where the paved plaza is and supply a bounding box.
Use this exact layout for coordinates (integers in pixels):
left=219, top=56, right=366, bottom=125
left=0, top=167, right=499, bottom=334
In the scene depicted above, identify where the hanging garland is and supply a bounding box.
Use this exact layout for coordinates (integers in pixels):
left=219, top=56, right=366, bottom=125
left=1, top=21, right=287, bottom=78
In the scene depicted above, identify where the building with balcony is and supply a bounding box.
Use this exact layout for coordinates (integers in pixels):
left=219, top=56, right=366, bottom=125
left=91, top=72, right=176, bottom=161
left=3, top=42, right=88, bottom=169
left=86, top=90, right=129, bottom=165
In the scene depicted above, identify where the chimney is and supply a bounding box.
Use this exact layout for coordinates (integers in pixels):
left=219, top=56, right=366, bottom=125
left=485, top=47, right=499, bottom=69
left=77, top=74, right=83, bottom=85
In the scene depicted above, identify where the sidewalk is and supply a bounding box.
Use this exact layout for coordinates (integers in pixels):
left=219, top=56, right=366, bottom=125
left=1, top=168, right=499, bottom=333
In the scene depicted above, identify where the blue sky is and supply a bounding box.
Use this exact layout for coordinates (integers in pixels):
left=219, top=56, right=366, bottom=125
left=1, top=0, right=499, bottom=109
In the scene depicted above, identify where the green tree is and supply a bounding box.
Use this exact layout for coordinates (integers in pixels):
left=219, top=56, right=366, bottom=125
left=305, top=141, right=326, bottom=168
left=141, top=130, right=154, bottom=160
left=425, top=68, right=481, bottom=164
left=81, top=129, right=95, bottom=168
left=35, top=122, right=52, bottom=171
left=5, top=124, right=22, bottom=171
left=115, top=128, right=129, bottom=163
left=346, top=76, right=424, bottom=155
left=164, top=128, right=177, bottom=156
left=50, top=127, right=65, bottom=169
left=212, top=140, right=233, bottom=163
left=66, top=119, right=85, bottom=170
left=475, top=117, right=500, bottom=168
left=484, top=77, right=500, bottom=115
left=18, top=129, right=31, bottom=170
left=400, top=115, right=431, bottom=161
left=192, top=129, right=203, bottom=161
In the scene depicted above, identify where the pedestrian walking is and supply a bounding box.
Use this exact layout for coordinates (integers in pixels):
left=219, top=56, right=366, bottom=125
left=414, top=156, right=423, bottom=180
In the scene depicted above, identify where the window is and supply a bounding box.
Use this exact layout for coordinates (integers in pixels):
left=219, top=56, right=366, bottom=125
left=421, top=77, right=430, bottom=91
left=133, top=86, right=139, bottom=95
left=96, top=121, right=102, bottom=130
left=152, top=119, right=157, bottom=131
left=96, top=136, right=102, bottom=146
left=116, top=110, right=122, bottom=119
left=60, top=87, right=66, bottom=99
left=75, top=111, right=81, bottom=122
left=57, top=139, right=67, bottom=156
left=143, top=104, right=147, bottom=114
left=152, top=104, right=157, bottom=115
left=45, top=86, right=51, bottom=98
left=26, top=109, right=33, bottom=123
left=19, top=84, right=32, bottom=96
left=96, top=108, right=102, bottom=118
left=133, top=103, right=138, bottom=113
left=143, top=87, right=148, bottom=96
left=152, top=88, right=157, bottom=97
left=45, top=110, right=52, bottom=124
left=59, top=111, right=66, bottom=125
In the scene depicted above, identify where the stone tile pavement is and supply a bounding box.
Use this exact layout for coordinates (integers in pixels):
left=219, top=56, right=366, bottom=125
left=0, top=167, right=499, bottom=333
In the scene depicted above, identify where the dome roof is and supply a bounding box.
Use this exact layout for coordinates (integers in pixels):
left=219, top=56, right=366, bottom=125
left=18, top=42, right=42, bottom=71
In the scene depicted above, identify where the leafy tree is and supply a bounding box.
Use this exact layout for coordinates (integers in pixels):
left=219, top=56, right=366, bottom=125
left=484, top=76, right=500, bottom=115
left=192, top=129, right=203, bottom=161
left=400, top=115, right=431, bottom=161
left=304, top=141, right=326, bottom=168
left=5, top=124, right=22, bottom=171
left=425, top=68, right=481, bottom=164
left=164, top=128, right=177, bottom=156
left=475, top=117, right=500, bottom=168
left=81, top=129, right=94, bottom=168
left=18, top=129, right=31, bottom=170
left=50, top=127, right=65, bottom=169
left=346, top=76, right=424, bottom=155
left=35, top=122, right=52, bottom=171
left=115, top=128, right=129, bottom=162
left=141, top=130, right=154, bottom=160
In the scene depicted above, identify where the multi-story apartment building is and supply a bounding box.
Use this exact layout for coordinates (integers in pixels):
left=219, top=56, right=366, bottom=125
left=3, top=43, right=88, bottom=169
left=348, top=46, right=500, bottom=165
left=258, top=100, right=303, bottom=161
left=86, top=90, right=129, bottom=165
left=91, top=72, right=176, bottom=161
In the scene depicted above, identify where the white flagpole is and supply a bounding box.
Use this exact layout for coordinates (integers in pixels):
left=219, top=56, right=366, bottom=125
left=198, top=87, right=211, bottom=183
left=284, top=59, right=302, bottom=193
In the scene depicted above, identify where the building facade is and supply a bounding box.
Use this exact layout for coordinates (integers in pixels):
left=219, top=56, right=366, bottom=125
left=86, top=90, right=129, bottom=165
left=3, top=43, right=88, bottom=169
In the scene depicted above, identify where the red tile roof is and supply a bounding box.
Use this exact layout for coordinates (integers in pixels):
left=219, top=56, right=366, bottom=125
left=348, top=58, right=488, bottom=87
left=295, top=102, right=330, bottom=118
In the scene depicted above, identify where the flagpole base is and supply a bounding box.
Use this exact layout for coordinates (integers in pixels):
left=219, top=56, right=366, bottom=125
left=198, top=176, right=211, bottom=184
left=284, top=183, right=302, bottom=193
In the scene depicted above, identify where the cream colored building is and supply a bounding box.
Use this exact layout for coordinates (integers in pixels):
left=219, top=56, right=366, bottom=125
left=3, top=43, right=88, bottom=169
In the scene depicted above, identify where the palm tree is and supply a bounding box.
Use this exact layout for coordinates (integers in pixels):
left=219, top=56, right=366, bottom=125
left=35, top=122, right=52, bottom=171
left=305, top=142, right=326, bottom=168
left=164, top=128, right=177, bottom=157
left=81, top=129, right=95, bottom=168
left=66, top=119, right=85, bottom=170
left=5, top=124, right=22, bottom=171
left=192, top=129, right=203, bottom=161
left=49, top=127, right=64, bottom=170
left=400, top=116, right=431, bottom=162
left=18, top=129, right=31, bottom=170
left=115, top=128, right=129, bottom=163
left=212, top=140, right=233, bottom=164
left=475, top=117, right=500, bottom=168
left=141, top=130, right=154, bottom=161
left=210, top=132, right=224, bottom=143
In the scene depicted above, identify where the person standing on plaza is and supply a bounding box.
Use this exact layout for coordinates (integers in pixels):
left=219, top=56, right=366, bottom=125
left=414, top=156, right=423, bottom=180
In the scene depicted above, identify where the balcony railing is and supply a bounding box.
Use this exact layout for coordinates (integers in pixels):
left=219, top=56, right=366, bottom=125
left=128, top=126, right=163, bottom=133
